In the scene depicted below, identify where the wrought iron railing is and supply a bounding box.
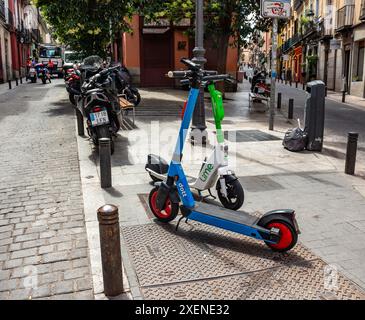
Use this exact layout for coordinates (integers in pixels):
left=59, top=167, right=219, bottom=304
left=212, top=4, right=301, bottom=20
left=336, top=5, right=354, bottom=31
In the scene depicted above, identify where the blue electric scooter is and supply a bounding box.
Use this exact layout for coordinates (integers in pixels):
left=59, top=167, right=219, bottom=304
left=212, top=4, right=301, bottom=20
left=149, top=58, right=300, bottom=252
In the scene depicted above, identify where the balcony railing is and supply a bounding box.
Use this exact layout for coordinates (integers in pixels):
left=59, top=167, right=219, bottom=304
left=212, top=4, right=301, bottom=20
left=0, top=0, right=5, bottom=22
left=360, top=0, right=365, bottom=20
left=31, top=28, right=40, bottom=42
left=281, top=33, right=302, bottom=53
left=336, top=5, right=354, bottom=31
left=319, top=20, right=333, bottom=40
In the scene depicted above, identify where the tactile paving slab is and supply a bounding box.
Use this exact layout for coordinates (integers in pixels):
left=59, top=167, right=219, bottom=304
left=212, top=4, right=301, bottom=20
left=120, top=221, right=365, bottom=300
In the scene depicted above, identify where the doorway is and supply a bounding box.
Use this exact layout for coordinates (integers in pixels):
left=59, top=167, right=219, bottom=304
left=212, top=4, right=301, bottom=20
left=140, top=29, right=173, bottom=87
left=344, top=48, right=351, bottom=92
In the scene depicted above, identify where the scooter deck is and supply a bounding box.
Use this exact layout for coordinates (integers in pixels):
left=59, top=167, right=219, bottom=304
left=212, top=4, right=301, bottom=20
left=192, top=202, right=258, bottom=226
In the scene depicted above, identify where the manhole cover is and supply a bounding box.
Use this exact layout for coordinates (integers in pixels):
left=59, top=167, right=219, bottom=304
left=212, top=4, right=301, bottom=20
left=224, top=130, right=281, bottom=142
left=121, top=222, right=365, bottom=300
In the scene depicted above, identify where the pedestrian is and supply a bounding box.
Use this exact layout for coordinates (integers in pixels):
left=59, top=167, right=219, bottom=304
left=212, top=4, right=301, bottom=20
left=48, top=59, right=54, bottom=71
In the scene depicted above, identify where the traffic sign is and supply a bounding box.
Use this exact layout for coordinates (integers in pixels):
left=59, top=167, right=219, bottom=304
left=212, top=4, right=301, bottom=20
left=261, top=0, right=292, bottom=19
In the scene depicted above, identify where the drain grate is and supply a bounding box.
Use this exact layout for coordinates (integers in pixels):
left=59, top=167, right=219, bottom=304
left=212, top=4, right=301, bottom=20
left=135, top=105, right=181, bottom=117
left=224, top=130, right=281, bottom=142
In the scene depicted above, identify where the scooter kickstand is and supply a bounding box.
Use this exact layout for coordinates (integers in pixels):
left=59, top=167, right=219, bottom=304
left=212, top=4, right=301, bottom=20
left=208, top=189, right=217, bottom=200
left=175, top=216, right=185, bottom=231
left=175, top=217, right=190, bottom=231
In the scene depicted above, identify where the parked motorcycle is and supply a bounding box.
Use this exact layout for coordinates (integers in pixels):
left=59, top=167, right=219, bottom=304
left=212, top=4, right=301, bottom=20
left=113, top=65, right=141, bottom=106
left=66, top=69, right=81, bottom=105
left=36, top=63, right=51, bottom=84
left=26, top=66, right=37, bottom=83
left=75, top=64, right=122, bottom=155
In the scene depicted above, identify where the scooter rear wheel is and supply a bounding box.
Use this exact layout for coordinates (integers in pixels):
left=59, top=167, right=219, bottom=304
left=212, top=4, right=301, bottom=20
left=264, top=220, right=298, bottom=252
left=149, top=187, right=179, bottom=223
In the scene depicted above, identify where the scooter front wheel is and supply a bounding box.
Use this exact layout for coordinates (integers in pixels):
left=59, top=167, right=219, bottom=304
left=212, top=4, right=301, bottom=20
left=149, top=187, right=179, bottom=223
left=216, top=178, right=244, bottom=211
left=264, top=220, right=298, bottom=252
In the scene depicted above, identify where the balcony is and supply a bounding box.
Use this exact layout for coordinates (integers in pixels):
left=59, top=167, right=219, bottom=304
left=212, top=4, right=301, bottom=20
left=336, top=5, right=354, bottom=32
left=0, top=0, right=5, bottom=22
left=319, top=20, right=333, bottom=40
left=281, top=33, right=302, bottom=53
left=31, top=28, right=40, bottom=42
left=291, top=33, right=301, bottom=46
left=23, top=29, right=32, bottom=44
left=360, top=0, right=365, bottom=20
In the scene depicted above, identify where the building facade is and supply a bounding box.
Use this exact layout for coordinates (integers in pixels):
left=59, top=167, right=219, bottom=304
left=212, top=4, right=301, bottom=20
left=120, top=15, right=239, bottom=89
left=259, top=0, right=365, bottom=97
left=0, top=0, right=51, bottom=83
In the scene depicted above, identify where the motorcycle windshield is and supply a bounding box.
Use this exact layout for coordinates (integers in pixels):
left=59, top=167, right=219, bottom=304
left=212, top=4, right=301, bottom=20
left=82, top=56, right=103, bottom=69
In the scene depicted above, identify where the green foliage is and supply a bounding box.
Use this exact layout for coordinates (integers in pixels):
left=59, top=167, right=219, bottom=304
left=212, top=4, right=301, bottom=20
left=135, top=0, right=268, bottom=47
left=34, top=0, right=133, bottom=57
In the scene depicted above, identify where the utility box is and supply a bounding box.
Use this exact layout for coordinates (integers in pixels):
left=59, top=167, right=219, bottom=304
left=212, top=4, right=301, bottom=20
left=304, top=80, right=326, bottom=152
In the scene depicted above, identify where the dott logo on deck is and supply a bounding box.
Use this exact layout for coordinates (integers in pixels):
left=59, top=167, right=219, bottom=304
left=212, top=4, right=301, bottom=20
left=200, top=164, right=214, bottom=182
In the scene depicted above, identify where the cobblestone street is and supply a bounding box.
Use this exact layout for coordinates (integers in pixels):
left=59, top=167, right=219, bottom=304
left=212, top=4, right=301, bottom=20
left=0, top=81, right=93, bottom=300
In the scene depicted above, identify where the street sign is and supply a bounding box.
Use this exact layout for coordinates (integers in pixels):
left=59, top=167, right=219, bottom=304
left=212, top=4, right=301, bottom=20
left=330, top=39, right=341, bottom=50
left=261, top=0, right=291, bottom=19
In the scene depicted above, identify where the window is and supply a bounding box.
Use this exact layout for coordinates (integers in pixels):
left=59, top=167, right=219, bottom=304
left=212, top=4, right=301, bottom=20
left=39, top=47, right=62, bottom=58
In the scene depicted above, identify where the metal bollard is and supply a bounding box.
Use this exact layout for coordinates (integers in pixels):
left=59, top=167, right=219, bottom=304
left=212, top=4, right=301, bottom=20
left=100, top=138, right=112, bottom=189
left=15, top=78, right=18, bottom=86
left=288, top=99, right=294, bottom=120
left=75, top=109, right=84, bottom=136
left=342, top=90, right=346, bottom=103
left=325, top=86, right=328, bottom=97
left=97, top=205, right=123, bottom=297
left=302, top=82, right=305, bottom=90
left=20, top=77, right=22, bottom=84
left=345, top=132, right=359, bottom=175
left=295, top=81, right=298, bottom=88
left=277, top=92, right=282, bottom=109
left=8, top=80, right=12, bottom=90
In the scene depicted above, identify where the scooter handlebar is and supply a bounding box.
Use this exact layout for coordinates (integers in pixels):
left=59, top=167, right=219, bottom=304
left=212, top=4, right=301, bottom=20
left=202, top=74, right=236, bottom=84
left=167, top=70, right=193, bottom=79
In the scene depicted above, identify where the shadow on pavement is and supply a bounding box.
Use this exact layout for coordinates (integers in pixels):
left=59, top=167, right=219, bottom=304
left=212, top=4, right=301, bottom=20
left=43, top=100, right=74, bottom=117
left=158, top=222, right=313, bottom=269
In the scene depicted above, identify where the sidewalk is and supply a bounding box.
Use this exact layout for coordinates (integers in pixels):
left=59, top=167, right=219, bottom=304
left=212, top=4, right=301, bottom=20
left=326, top=90, right=365, bottom=110
left=77, top=83, right=365, bottom=299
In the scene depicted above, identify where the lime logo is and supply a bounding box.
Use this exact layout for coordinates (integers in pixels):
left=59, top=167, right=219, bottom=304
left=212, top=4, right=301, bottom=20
left=201, top=164, right=214, bottom=182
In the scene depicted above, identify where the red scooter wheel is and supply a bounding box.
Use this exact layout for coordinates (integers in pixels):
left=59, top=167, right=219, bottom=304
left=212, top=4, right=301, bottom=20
left=265, top=221, right=298, bottom=252
left=149, top=187, right=179, bottom=223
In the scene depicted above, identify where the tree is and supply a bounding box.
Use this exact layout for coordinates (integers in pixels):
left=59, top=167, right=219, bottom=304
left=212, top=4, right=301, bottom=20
left=34, top=0, right=133, bottom=57
left=135, top=0, right=270, bottom=78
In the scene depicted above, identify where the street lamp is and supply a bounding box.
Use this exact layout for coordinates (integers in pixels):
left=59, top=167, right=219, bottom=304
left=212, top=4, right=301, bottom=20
left=191, top=0, right=207, bottom=145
